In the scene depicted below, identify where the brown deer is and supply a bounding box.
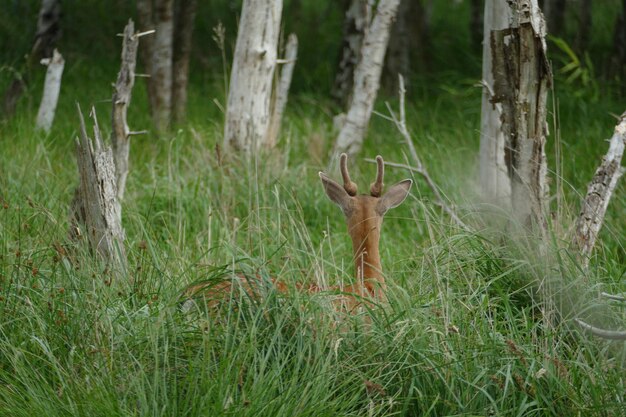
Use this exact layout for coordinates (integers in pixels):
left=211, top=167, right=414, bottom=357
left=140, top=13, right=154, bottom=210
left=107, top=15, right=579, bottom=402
left=183, top=153, right=412, bottom=312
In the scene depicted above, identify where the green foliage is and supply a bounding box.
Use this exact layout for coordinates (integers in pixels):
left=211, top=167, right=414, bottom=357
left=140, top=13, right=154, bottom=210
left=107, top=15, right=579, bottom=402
left=550, top=36, right=599, bottom=101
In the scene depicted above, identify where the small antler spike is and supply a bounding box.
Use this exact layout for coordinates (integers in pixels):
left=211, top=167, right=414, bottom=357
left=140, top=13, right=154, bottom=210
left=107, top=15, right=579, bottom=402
left=340, top=153, right=358, bottom=196
left=370, top=155, right=384, bottom=197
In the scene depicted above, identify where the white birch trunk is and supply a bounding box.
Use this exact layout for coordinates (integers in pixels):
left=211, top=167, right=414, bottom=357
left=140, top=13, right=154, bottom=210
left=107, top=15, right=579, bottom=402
left=479, top=0, right=511, bottom=205
left=35, top=49, right=64, bottom=133
left=573, top=112, right=626, bottom=268
left=70, top=106, right=126, bottom=267
left=266, top=33, right=298, bottom=149
left=111, top=20, right=139, bottom=201
left=151, top=0, right=174, bottom=132
left=223, top=0, right=283, bottom=152
left=334, top=0, right=401, bottom=157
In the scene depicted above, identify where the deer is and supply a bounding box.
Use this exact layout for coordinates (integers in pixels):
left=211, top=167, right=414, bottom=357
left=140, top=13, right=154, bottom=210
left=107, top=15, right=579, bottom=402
left=182, top=153, right=412, bottom=313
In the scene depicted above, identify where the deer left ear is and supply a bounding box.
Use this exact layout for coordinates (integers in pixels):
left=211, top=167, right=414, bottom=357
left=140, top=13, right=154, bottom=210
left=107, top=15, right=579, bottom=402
left=376, top=179, right=412, bottom=215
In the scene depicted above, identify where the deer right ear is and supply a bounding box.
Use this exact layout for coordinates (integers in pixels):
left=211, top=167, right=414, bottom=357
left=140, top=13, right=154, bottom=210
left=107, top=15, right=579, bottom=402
left=319, top=172, right=353, bottom=216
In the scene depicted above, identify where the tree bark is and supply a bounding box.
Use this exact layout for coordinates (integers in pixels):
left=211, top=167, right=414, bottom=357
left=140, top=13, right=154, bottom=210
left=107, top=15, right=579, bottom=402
left=266, top=33, right=298, bottom=149
left=469, top=0, right=483, bottom=52
left=542, top=0, right=566, bottom=35
left=573, top=112, right=625, bottom=268
left=172, top=0, right=197, bottom=125
left=383, top=0, right=410, bottom=93
left=151, top=0, right=174, bottom=132
left=70, top=106, right=126, bottom=267
left=35, top=49, right=64, bottom=133
left=136, top=0, right=156, bottom=113
left=111, top=20, right=140, bottom=201
left=575, top=0, right=592, bottom=53
left=491, top=0, right=551, bottom=231
left=334, top=0, right=401, bottom=157
left=479, top=0, right=512, bottom=205
left=2, top=0, right=61, bottom=118
left=223, top=0, right=283, bottom=152
left=331, top=0, right=371, bottom=108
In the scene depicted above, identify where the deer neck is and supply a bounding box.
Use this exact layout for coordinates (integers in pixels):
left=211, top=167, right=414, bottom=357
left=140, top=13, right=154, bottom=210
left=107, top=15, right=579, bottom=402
left=349, top=223, right=385, bottom=297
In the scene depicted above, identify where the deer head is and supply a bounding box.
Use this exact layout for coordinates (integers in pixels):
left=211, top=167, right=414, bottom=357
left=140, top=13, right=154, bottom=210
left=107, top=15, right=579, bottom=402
left=319, top=154, right=412, bottom=299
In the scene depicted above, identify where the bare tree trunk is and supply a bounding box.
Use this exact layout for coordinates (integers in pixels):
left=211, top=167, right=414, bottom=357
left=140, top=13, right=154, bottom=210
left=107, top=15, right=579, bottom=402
left=573, top=112, right=625, bottom=268
left=266, top=33, right=298, bottom=149
left=491, top=0, right=551, bottom=231
left=479, top=0, right=512, bottom=205
left=542, top=0, right=566, bottom=35
left=35, top=49, right=64, bottom=133
left=70, top=106, right=126, bottom=268
left=111, top=20, right=140, bottom=201
left=136, top=0, right=156, bottom=113
left=408, top=0, right=433, bottom=72
left=172, top=0, right=197, bottom=125
left=576, top=0, right=592, bottom=53
left=331, top=0, right=371, bottom=108
left=151, top=0, right=174, bottom=132
left=2, top=0, right=61, bottom=118
left=469, top=0, right=483, bottom=51
left=334, top=0, right=401, bottom=157
left=610, top=0, right=626, bottom=91
left=383, top=0, right=410, bottom=93
left=223, top=0, right=283, bottom=152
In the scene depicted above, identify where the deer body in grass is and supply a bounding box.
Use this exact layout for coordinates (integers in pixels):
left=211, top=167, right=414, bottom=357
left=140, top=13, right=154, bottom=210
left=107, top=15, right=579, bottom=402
left=184, top=154, right=412, bottom=312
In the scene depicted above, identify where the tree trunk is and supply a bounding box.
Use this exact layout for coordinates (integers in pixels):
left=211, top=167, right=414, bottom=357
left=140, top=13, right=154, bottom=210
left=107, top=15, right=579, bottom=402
left=35, top=49, right=64, bottom=133
left=575, top=0, right=592, bottom=53
left=151, top=0, right=174, bottom=132
left=491, top=0, right=552, bottom=231
left=334, top=0, right=402, bottom=157
left=266, top=33, right=298, bottom=149
left=610, top=0, right=626, bottom=89
left=331, top=0, right=371, bottom=108
left=111, top=20, right=140, bottom=201
left=70, top=106, right=126, bottom=268
left=223, top=0, right=283, bottom=152
left=136, top=0, right=156, bottom=113
left=2, top=0, right=61, bottom=119
left=172, top=0, right=197, bottom=125
left=469, top=0, right=483, bottom=52
left=383, top=0, right=410, bottom=93
left=573, top=112, right=625, bottom=268
left=479, top=0, right=512, bottom=205
left=408, top=0, right=433, bottom=72
left=542, top=0, right=566, bottom=35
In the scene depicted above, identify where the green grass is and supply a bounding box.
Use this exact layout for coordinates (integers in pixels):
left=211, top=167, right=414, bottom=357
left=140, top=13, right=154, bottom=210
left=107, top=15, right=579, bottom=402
left=1, top=1, right=626, bottom=416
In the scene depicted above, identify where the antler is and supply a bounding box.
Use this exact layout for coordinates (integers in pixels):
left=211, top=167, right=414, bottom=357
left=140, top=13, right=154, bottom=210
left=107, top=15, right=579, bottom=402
left=340, top=153, right=358, bottom=196
left=370, top=155, right=384, bottom=197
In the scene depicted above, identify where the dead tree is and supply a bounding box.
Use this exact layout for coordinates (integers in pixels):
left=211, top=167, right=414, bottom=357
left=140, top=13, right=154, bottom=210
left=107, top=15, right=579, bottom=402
left=223, top=0, right=283, bottom=152
left=111, top=20, right=141, bottom=201
left=2, top=0, right=61, bottom=118
left=35, top=49, right=64, bottom=133
left=479, top=0, right=512, bottom=205
left=334, top=0, right=402, bottom=157
left=490, top=0, right=552, bottom=231
left=332, top=0, right=371, bottom=107
left=266, top=33, right=298, bottom=149
left=70, top=106, right=126, bottom=268
left=573, top=112, right=626, bottom=268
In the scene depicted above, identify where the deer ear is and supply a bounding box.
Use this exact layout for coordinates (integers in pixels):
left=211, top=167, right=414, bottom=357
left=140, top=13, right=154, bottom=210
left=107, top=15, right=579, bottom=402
left=377, top=179, right=412, bottom=215
left=319, top=172, right=353, bottom=215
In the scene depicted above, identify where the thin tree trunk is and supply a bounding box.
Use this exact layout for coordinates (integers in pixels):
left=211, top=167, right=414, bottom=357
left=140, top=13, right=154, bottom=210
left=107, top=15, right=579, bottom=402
left=469, top=0, right=483, bottom=52
left=610, top=0, right=626, bottom=88
left=491, top=0, right=551, bottom=231
left=35, top=49, right=64, bottom=133
left=266, top=33, right=298, bottom=149
left=136, top=0, right=156, bottom=113
left=576, top=0, right=592, bottom=53
left=383, top=0, right=410, bottom=93
left=70, top=106, right=126, bottom=268
left=223, top=0, right=283, bottom=152
left=172, top=0, right=197, bottom=125
left=151, top=0, right=174, bottom=132
left=111, top=20, right=140, bottom=201
left=2, top=0, right=61, bottom=118
left=331, top=0, right=371, bottom=108
left=334, top=0, right=402, bottom=157
left=408, top=0, right=433, bottom=72
left=542, top=0, right=566, bottom=35
left=573, top=112, right=625, bottom=268
left=479, top=0, right=512, bottom=205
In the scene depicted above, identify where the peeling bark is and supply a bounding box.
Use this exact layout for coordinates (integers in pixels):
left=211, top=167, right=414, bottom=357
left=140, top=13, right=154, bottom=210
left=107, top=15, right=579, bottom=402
left=223, top=0, right=283, bottom=152
left=35, top=49, right=64, bottom=133
left=334, top=0, right=401, bottom=157
left=266, top=33, right=298, bottom=149
left=573, top=112, right=626, bottom=267
left=70, top=106, right=126, bottom=267
left=172, top=0, right=197, bottom=124
left=111, top=20, right=140, bottom=201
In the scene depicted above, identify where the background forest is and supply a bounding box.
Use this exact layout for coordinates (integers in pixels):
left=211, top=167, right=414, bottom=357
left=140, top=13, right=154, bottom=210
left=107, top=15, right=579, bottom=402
left=0, top=0, right=625, bottom=416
